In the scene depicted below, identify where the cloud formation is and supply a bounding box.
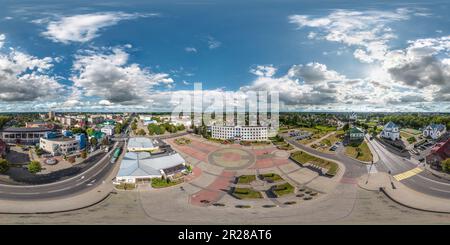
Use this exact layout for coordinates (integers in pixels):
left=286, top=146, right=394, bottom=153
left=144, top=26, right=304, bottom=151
left=0, top=44, right=63, bottom=102
left=39, top=12, right=155, bottom=43
left=70, top=46, right=174, bottom=105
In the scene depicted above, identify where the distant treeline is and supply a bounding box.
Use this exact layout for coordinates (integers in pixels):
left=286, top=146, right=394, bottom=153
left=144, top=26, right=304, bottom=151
left=380, top=114, right=450, bottom=129
left=0, top=116, right=11, bottom=129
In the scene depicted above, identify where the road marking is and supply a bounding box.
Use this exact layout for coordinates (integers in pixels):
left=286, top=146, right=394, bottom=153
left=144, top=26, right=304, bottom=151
left=366, top=164, right=378, bottom=174
left=428, top=186, right=450, bottom=193
left=393, top=167, right=423, bottom=181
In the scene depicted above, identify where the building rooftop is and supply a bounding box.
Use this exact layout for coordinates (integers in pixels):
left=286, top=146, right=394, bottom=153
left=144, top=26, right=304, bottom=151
left=383, top=121, right=398, bottom=130
left=426, top=123, right=446, bottom=131
left=41, top=137, right=77, bottom=142
left=127, top=137, right=155, bottom=150
left=349, top=126, right=364, bottom=134
left=117, top=152, right=185, bottom=177
left=1, top=127, right=53, bottom=133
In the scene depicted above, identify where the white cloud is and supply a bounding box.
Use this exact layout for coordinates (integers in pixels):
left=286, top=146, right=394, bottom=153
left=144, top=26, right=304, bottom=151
left=207, top=36, right=221, bottom=49
left=39, top=12, right=156, bottom=43
left=0, top=47, right=63, bottom=102
left=250, top=65, right=277, bottom=77
left=289, top=8, right=412, bottom=63
left=185, top=47, right=197, bottom=53
left=0, top=34, right=5, bottom=48
left=70, top=46, right=174, bottom=105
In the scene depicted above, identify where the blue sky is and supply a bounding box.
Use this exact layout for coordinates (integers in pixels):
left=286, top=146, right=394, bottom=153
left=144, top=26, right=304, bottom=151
left=0, top=0, right=449, bottom=112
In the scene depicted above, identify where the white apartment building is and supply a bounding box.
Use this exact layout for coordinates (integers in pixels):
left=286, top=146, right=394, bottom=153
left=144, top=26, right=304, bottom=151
left=101, top=125, right=115, bottom=136
left=40, top=137, right=80, bottom=156
left=54, top=116, right=76, bottom=126
left=211, top=126, right=268, bottom=141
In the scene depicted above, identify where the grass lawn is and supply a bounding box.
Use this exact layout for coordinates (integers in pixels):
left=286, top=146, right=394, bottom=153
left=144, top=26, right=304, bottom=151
left=402, top=128, right=421, bottom=135
left=115, top=183, right=136, bottom=190
left=344, top=141, right=373, bottom=162
left=237, top=175, right=256, bottom=184
left=277, top=143, right=294, bottom=150
left=314, top=125, right=337, bottom=132
left=174, top=137, right=191, bottom=145
left=290, top=150, right=339, bottom=176
left=400, top=131, right=415, bottom=139
left=260, top=173, right=283, bottom=182
left=232, top=188, right=263, bottom=199
left=317, top=130, right=344, bottom=153
left=272, top=182, right=295, bottom=197
left=151, top=178, right=183, bottom=188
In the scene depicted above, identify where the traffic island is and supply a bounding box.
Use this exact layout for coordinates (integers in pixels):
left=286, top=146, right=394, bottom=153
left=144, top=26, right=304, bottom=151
left=236, top=175, right=256, bottom=184
left=151, top=177, right=184, bottom=188
left=290, top=150, right=339, bottom=177
left=259, top=173, right=283, bottom=183
left=231, top=187, right=263, bottom=199
left=271, top=182, right=295, bottom=197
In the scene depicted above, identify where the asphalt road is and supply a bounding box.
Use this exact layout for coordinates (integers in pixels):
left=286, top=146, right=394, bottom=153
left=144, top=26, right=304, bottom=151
left=0, top=115, right=136, bottom=201
left=284, top=132, right=450, bottom=199
left=367, top=137, right=450, bottom=199
left=0, top=141, right=123, bottom=200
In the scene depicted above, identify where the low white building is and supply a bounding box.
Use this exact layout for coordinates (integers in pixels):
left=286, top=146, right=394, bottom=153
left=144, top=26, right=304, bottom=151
left=115, top=151, right=186, bottom=183
left=40, top=137, right=80, bottom=156
left=380, top=121, right=400, bottom=141
left=101, top=125, right=115, bottom=136
left=127, top=137, right=159, bottom=152
left=423, top=124, right=447, bottom=139
left=211, top=125, right=268, bottom=141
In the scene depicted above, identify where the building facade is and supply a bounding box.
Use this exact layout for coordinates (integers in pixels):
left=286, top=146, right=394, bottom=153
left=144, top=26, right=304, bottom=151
left=0, top=127, right=54, bottom=144
left=426, top=139, right=450, bottom=169
left=211, top=126, right=268, bottom=141
left=39, top=137, right=80, bottom=156
left=348, top=126, right=364, bottom=141
left=380, top=121, right=400, bottom=141
left=101, top=125, right=115, bottom=136
left=423, top=124, right=447, bottom=140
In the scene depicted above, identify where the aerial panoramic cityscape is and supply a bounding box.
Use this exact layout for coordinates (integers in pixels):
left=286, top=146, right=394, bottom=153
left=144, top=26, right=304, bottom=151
left=0, top=0, right=449, bottom=234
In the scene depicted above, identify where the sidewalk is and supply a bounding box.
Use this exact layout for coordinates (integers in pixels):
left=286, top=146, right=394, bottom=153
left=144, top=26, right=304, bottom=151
left=358, top=172, right=450, bottom=213
left=424, top=164, right=450, bottom=181
left=364, top=135, right=380, bottom=163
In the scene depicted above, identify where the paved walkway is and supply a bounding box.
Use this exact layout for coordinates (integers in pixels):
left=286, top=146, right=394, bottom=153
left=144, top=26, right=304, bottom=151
left=358, top=172, right=450, bottom=213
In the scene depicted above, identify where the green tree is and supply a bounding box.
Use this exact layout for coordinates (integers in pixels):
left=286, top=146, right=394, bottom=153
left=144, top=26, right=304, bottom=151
left=90, top=137, right=98, bottom=146
left=131, top=122, right=137, bottom=131
left=86, top=128, right=95, bottom=136
left=441, top=158, right=450, bottom=173
left=137, top=128, right=146, bottom=136
left=0, top=158, right=10, bottom=173
left=28, top=160, right=42, bottom=174
left=80, top=151, right=87, bottom=159
left=343, top=123, right=349, bottom=132
left=114, top=123, right=123, bottom=134
left=71, top=127, right=86, bottom=135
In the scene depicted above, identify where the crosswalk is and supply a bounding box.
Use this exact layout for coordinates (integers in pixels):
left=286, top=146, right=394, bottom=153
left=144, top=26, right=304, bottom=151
left=393, top=167, right=423, bottom=181
left=366, top=164, right=378, bottom=174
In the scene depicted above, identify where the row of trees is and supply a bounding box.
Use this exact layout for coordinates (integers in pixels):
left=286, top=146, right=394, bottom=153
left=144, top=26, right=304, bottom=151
left=147, top=123, right=185, bottom=135
left=381, top=114, right=450, bottom=129
left=0, top=159, right=42, bottom=174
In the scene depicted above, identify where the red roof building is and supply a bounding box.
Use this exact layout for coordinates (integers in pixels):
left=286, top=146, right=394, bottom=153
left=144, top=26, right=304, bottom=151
left=426, top=139, right=450, bottom=167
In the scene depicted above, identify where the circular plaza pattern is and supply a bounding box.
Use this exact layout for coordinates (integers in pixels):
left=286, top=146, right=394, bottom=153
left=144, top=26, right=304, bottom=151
left=208, top=148, right=256, bottom=170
